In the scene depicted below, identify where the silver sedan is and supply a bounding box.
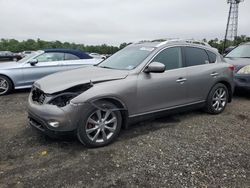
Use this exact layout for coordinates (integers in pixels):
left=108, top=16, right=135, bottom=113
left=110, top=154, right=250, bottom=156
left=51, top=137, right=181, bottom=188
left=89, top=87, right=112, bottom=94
left=0, top=49, right=102, bottom=95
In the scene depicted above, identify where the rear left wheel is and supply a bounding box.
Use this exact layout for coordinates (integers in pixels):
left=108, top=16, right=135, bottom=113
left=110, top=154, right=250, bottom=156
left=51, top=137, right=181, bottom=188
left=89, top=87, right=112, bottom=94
left=205, top=83, right=228, bottom=114
left=77, top=101, right=122, bottom=148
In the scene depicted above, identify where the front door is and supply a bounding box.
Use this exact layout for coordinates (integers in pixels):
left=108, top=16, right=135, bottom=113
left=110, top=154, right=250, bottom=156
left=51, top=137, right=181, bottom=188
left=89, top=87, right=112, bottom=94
left=136, top=47, right=188, bottom=115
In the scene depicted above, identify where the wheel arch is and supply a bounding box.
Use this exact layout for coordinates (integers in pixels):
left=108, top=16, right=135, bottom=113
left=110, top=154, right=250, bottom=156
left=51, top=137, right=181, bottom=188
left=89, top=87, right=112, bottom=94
left=90, top=97, right=129, bottom=129
left=209, top=80, right=233, bottom=103
left=218, top=80, right=233, bottom=103
left=0, top=74, right=14, bottom=89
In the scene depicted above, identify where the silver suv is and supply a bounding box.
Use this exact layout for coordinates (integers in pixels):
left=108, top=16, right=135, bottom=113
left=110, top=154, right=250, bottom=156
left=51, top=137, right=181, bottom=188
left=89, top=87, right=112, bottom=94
left=28, top=40, right=235, bottom=147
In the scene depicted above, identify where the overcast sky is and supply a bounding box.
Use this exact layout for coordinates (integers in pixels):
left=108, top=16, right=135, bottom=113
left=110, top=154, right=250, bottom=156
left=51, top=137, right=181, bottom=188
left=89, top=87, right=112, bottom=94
left=0, top=0, right=249, bottom=46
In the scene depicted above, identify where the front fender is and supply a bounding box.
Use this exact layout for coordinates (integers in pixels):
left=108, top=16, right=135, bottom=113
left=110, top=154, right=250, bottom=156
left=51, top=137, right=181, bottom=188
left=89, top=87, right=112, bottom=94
left=71, top=77, right=137, bottom=115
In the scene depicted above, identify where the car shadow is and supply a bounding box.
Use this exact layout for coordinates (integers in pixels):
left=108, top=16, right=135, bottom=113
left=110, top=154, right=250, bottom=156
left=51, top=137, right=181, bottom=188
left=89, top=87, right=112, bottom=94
left=23, top=112, right=188, bottom=150
left=119, top=114, right=182, bottom=141
left=233, top=88, right=250, bottom=99
left=12, top=88, right=31, bottom=94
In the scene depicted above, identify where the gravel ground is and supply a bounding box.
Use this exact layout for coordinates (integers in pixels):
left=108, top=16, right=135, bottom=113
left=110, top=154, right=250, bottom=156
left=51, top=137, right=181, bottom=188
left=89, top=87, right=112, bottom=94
left=0, top=89, right=249, bottom=187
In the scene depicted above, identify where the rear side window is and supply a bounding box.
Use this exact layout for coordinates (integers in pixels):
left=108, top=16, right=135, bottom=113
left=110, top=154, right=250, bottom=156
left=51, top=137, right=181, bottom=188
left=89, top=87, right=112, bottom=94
left=65, top=53, right=80, bottom=60
left=206, top=51, right=217, bottom=63
left=184, top=47, right=209, bottom=67
left=152, top=47, right=182, bottom=70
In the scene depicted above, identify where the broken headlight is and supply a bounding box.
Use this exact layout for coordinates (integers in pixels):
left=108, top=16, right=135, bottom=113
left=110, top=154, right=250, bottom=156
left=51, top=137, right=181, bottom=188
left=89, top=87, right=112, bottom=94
left=48, top=83, right=93, bottom=107
left=48, top=93, right=79, bottom=107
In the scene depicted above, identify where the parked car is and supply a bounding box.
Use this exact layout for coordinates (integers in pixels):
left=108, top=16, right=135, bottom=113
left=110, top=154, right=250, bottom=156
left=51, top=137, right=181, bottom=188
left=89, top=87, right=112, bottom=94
left=89, top=53, right=106, bottom=59
left=20, top=51, right=35, bottom=58
left=223, top=46, right=236, bottom=56
left=0, top=49, right=102, bottom=95
left=224, top=42, right=250, bottom=90
left=0, top=51, right=22, bottom=61
left=28, top=40, right=234, bottom=147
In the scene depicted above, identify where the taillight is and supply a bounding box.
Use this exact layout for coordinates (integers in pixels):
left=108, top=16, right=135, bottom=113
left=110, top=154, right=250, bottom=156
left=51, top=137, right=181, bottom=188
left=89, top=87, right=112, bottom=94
left=228, top=64, right=235, bottom=71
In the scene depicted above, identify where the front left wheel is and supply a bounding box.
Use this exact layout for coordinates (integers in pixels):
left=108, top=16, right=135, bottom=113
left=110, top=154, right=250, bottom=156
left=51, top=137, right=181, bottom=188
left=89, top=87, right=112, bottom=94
left=77, top=101, right=122, bottom=148
left=0, top=75, right=13, bottom=96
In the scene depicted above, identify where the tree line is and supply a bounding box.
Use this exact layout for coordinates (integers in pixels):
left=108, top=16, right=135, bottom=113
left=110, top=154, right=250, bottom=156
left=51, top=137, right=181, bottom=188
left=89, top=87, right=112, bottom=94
left=206, top=35, right=250, bottom=53
left=0, top=36, right=249, bottom=55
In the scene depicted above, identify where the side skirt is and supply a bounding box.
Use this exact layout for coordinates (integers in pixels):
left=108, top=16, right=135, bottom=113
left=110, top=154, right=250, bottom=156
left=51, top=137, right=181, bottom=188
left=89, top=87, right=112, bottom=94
left=127, top=101, right=206, bottom=125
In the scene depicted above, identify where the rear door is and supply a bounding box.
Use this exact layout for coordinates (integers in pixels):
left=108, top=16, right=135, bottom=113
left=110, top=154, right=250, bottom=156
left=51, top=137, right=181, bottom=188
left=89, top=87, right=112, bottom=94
left=136, top=47, right=188, bottom=114
left=183, top=47, right=218, bottom=103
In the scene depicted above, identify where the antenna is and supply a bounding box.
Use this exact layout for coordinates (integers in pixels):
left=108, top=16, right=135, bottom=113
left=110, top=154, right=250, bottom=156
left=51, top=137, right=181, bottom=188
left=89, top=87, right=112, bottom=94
left=223, top=0, right=244, bottom=52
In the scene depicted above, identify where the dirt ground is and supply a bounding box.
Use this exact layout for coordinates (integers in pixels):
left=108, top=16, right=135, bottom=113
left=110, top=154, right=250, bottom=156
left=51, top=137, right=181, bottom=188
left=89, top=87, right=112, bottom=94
left=0, top=89, right=249, bottom=187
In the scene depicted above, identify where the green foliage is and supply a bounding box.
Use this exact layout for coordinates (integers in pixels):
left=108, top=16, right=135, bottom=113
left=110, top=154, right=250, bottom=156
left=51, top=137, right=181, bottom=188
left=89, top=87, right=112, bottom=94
left=208, top=35, right=250, bottom=53
left=0, top=36, right=249, bottom=55
left=0, top=38, right=120, bottom=54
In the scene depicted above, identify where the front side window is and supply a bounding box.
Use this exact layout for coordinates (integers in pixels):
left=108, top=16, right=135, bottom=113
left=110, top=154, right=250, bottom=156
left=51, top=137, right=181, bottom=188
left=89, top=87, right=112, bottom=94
left=36, top=52, right=64, bottom=62
left=185, top=47, right=209, bottom=67
left=152, top=47, right=182, bottom=70
left=98, top=46, right=155, bottom=70
left=225, top=45, right=250, bottom=58
left=65, top=53, right=80, bottom=60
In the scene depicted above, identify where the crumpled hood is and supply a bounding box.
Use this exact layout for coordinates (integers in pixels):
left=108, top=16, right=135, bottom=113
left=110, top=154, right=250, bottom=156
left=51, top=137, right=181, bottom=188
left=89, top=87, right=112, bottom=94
left=34, top=66, right=129, bottom=94
left=0, top=61, right=21, bottom=69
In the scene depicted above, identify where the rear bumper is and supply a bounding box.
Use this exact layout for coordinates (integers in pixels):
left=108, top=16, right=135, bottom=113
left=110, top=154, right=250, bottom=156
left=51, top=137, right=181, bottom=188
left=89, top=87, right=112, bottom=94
left=234, top=74, right=250, bottom=89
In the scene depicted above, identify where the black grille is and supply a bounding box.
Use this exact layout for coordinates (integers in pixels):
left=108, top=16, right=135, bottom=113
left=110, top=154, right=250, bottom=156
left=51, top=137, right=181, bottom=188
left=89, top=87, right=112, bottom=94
left=32, top=88, right=46, bottom=104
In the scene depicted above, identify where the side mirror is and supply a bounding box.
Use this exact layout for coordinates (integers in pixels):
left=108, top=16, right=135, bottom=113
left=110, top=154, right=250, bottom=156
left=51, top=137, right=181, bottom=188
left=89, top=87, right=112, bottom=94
left=144, top=62, right=165, bottom=73
left=29, top=59, right=38, bottom=66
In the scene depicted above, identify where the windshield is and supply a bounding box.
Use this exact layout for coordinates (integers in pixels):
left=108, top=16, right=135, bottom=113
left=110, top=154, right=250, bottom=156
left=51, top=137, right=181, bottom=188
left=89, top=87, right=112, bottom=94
left=226, top=45, right=250, bottom=58
left=98, top=46, right=155, bottom=70
left=18, top=51, right=42, bottom=63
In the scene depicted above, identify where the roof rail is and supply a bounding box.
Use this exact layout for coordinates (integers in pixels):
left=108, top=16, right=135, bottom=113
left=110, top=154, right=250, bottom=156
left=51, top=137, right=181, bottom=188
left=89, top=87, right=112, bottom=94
left=156, top=39, right=212, bottom=47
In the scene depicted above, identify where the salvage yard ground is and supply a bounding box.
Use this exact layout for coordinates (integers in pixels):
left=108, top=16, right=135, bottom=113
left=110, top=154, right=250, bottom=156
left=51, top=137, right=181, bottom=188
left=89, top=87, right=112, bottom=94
left=0, top=90, right=250, bottom=187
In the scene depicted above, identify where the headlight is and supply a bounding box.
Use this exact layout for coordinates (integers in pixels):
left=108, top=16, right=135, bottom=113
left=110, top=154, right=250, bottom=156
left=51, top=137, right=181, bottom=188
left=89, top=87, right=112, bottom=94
left=48, top=93, right=78, bottom=107
left=47, top=83, right=93, bottom=107
left=237, top=65, right=250, bottom=74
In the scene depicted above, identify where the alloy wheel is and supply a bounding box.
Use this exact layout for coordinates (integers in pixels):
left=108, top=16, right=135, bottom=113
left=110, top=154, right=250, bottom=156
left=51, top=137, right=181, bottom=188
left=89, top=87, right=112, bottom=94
left=212, top=87, right=227, bottom=112
left=85, top=109, right=118, bottom=143
left=0, top=78, right=9, bottom=95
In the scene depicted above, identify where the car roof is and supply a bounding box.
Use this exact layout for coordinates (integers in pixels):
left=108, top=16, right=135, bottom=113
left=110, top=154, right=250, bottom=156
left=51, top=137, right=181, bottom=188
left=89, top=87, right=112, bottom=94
left=43, top=48, right=92, bottom=59
left=131, top=39, right=218, bottom=53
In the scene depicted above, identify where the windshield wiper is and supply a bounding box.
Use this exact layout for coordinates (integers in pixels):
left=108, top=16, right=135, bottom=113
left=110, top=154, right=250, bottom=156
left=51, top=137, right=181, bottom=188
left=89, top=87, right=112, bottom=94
left=240, top=57, right=250, bottom=58
left=99, top=66, right=115, bottom=69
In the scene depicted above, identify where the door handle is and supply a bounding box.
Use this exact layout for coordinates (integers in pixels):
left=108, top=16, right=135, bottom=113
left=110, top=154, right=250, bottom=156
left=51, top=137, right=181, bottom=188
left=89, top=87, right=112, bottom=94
left=176, top=78, right=187, bottom=83
left=210, top=72, right=219, bottom=77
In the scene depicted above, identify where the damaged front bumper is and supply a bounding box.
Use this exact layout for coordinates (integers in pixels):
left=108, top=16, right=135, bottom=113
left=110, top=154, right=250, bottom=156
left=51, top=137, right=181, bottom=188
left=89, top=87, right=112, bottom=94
left=27, top=93, right=91, bottom=136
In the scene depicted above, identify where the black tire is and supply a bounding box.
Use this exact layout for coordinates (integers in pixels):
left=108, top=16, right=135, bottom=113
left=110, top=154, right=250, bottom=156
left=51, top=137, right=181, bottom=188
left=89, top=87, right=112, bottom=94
left=205, top=83, right=229, bottom=114
left=77, top=100, right=122, bottom=148
left=0, top=75, right=13, bottom=96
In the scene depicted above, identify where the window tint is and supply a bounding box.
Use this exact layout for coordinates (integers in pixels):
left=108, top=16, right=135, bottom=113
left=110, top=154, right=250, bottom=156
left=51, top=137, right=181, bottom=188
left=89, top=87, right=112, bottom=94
left=206, top=51, right=217, bottom=63
left=36, top=52, right=64, bottom=62
left=185, top=47, right=209, bottom=67
left=152, top=47, right=182, bottom=70
left=65, top=53, right=80, bottom=60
